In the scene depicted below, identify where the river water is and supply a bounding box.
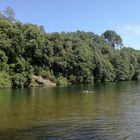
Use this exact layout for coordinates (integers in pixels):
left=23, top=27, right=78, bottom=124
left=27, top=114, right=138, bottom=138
left=0, top=81, right=140, bottom=140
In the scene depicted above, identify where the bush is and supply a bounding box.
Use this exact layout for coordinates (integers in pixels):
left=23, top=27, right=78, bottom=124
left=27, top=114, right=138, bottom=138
left=40, top=69, right=55, bottom=81
left=34, top=66, right=56, bottom=82
left=0, top=72, right=12, bottom=88
left=56, top=75, right=69, bottom=85
left=11, top=73, right=32, bottom=88
left=11, top=73, right=26, bottom=88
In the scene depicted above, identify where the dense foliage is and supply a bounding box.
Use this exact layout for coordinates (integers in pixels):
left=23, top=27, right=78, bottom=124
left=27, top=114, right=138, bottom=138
left=1, top=7, right=140, bottom=88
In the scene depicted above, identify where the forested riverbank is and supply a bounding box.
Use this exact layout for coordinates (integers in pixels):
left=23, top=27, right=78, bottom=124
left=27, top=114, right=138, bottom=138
left=1, top=7, right=140, bottom=88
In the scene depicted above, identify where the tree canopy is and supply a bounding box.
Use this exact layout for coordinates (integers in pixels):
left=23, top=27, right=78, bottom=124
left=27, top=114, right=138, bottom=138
left=102, top=30, right=123, bottom=48
left=0, top=7, right=140, bottom=88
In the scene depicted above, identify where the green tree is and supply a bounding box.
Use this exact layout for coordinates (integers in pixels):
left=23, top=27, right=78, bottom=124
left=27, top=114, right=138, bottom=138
left=3, top=6, right=16, bottom=21
left=102, top=30, right=123, bottom=48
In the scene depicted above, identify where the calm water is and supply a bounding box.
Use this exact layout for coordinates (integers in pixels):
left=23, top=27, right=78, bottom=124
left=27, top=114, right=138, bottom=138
left=1, top=81, right=140, bottom=140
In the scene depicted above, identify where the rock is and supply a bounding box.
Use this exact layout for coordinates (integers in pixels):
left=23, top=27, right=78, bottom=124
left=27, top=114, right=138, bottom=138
left=82, top=90, right=94, bottom=93
left=32, top=75, right=56, bottom=87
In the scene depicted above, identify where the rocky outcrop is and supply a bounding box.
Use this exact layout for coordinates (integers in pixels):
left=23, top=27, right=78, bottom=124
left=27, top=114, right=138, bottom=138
left=32, top=75, right=56, bottom=87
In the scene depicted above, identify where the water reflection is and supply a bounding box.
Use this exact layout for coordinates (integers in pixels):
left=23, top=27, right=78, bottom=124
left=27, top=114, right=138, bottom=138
left=0, top=81, right=140, bottom=139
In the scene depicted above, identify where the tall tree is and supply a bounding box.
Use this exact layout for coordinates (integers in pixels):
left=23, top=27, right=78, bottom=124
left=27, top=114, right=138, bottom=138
left=102, top=30, right=123, bottom=49
left=3, top=6, right=16, bottom=21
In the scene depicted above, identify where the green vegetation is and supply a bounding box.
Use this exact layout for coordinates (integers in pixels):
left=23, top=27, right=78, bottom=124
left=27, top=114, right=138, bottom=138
left=0, top=72, right=11, bottom=88
left=1, top=7, right=140, bottom=88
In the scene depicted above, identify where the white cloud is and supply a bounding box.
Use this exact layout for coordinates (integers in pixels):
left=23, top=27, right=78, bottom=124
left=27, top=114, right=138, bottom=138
left=115, top=24, right=140, bottom=50
left=116, top=24, right=140, bottom=37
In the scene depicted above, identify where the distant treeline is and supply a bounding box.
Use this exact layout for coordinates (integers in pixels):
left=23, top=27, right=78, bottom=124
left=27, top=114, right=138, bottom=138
left=0, top=7, right=140, bottom=88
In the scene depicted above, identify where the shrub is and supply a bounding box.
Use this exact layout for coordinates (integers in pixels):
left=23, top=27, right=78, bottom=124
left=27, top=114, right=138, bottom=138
left=11, top=73, right=32, bottom=88
left=0, top=72, right=12, bottom=88
left=56, top=75, right=69, bottom=85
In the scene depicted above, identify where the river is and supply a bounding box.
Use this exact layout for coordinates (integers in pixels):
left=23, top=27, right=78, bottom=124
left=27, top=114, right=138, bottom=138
left=0, top=81, right=140, bottom=140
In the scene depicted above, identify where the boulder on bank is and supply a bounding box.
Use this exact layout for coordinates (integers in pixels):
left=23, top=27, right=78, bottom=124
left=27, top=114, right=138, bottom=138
left=32, top=75, right=56, bottom=87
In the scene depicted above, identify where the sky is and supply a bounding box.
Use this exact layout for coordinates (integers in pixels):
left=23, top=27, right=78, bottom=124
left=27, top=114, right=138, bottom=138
left=0, top=0, right=140, bottom=49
